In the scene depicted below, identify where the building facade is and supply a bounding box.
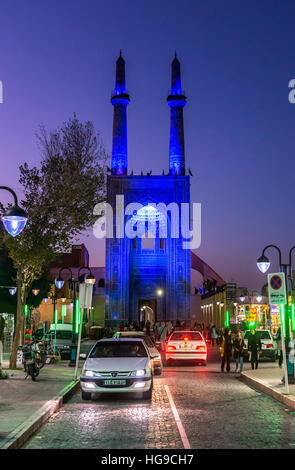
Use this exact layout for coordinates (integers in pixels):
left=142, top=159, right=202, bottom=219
left=105, top=53, right=191, bottom=326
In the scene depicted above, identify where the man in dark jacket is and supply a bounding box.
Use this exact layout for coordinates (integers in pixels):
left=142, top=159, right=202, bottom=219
left=220, top=328, right=232, bottom=373
left=248, top=330, right=262, bottom=370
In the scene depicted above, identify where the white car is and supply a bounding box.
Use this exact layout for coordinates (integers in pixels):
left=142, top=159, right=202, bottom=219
left=243, top=330, right=277, bottom=362
left=165, top=330, right=207, bottom=365
left=80, top=338, right=154, bottom=400
left=113, top=331, right=163, bottom=375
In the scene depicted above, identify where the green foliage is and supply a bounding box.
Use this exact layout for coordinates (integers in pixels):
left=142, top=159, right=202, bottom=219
left=0, top=114, right=107, bottom=293
left=0, top=370, right=9, bottom=379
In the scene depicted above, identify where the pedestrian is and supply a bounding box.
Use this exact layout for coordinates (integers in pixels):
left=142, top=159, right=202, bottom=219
left=248, top=329, right=262, bottom=370
left=145, top=319, right=151, bottom=336
left=211, top=324, right=218, bottom=346
left=275, top=327, right=283, bottom=368
left=207, top=324, right=212, bottom=344
left=233, top=330, right=246, bottom=373
left=220, top=327, right=232, bottom=373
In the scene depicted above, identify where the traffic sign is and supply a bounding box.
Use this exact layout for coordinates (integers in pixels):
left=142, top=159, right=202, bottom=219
left=268, top=272, right=287, bottom=305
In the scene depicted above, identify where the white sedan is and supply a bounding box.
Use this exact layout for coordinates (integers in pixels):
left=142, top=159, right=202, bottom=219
left=80, top=338, right=154, bottom=400
left=165, top=330, right=207, bottom=365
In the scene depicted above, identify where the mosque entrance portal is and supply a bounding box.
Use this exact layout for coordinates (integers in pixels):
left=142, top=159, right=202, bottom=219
left=138, top=299, right=157, bottom=325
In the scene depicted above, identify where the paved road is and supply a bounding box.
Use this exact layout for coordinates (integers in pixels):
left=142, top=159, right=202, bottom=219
left=23, top=348, right=295, bottom=449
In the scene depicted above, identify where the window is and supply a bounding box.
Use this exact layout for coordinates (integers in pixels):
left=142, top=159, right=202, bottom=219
left=170, top=332, right=203, bottom=341
left=89, top=341, right=148, bottom=358
left=98, top=278, right=105, bottom=288
left=160, top=238, right=164, bottom=249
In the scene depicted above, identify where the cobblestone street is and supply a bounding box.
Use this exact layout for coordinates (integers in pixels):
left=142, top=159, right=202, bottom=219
left=23, top=349, right=295, bottom=449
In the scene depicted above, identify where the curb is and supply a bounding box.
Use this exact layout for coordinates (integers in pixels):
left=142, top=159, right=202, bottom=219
left=240, top=373, right=295, bottom=410
left=0, top=380, right=80, bottom=449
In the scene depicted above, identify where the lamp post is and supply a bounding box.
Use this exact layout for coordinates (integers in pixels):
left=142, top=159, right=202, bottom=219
left=0, top=186, right=28, bottom=237
left=55, top=266, right=96, bottom=366
left=257, top=244, right=295, bottom=386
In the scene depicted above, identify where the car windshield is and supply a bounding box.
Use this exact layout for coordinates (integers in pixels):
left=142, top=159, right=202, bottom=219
left=49, top=331, right=72, bottom=340
left=256, top=331, right=271, bottom=340
left=170, top=332, right=203, bottom=341
left=245, top=331, right=271, bottom=340
left=89, top=341, right=148, bottom=358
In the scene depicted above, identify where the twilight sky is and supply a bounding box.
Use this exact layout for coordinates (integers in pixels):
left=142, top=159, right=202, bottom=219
left=1, top=0, right=295, bottom=291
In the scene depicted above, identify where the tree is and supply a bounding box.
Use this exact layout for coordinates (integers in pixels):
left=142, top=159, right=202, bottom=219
left=0, top=115, right=107, bottom=367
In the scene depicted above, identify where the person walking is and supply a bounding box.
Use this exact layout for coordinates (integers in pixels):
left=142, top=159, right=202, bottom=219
left=145, top=319, right=151, bottom=336
left=248, top=329, right=262, bottom=370
left=233, top=330, right=246, bottom=373
left=220, top=328, right=232, bottom=373
left=275, top=327, right=283, bottom=368
left=211, top=324, right=218, bottom=346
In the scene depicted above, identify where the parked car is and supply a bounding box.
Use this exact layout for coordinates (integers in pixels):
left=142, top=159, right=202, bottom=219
left=165, top=330, right=207, bottom=365
left=113, top=331, right=163, bottom=375
left=80, top=338, right=155, bottom=400
left=243, top=329, right=277, bottom=362
left=47, top=323, right=72, bottom=359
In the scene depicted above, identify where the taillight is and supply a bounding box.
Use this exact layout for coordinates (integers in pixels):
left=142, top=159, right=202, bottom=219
left=166, top=345, right=176, bottom=351
left=196, top=345, right=206, bottom=351
left=266, top=344, right=273, bottom=348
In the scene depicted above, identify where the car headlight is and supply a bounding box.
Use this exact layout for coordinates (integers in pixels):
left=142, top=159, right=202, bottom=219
left=83, top=370, right=101, bottom=377
left=131, top=369, right=146, bottom=377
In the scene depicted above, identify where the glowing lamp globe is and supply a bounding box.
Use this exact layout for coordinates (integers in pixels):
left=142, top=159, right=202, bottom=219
left=257, top=255, right=270, bottom=274
left=240, top=296, right=245, bottom=302
left=86, top=274, right=96, bottom=285
left=256, top=295, right=262, bottom=303
left=2, top=205, right=28, bottom=237
left=43, top=297, right=48, bottom=303
left=55, top=276, right=64, bottom=289
left=9, top=288, right=17, bottom=296
left=32, top=289, right=39, bottom=296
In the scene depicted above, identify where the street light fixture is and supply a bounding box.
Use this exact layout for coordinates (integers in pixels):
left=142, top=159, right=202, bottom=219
left=32, top=288, right=40, bottom=296
left=0, top=186, right=28, bottom=237
left=157, top=289, right=163, bottom=296
left=9, top=287, right=17, bottom=295
left=43, top=297, right=48, bottom=303
left=55, top=276, right=64, bottom=289
left=240, top=296, right=245, bottom=302
left=256, top=244, right=295, bottom=388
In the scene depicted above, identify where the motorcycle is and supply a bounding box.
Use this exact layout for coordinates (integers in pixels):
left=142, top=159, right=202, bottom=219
left=22, top=340, right=46, bottom=381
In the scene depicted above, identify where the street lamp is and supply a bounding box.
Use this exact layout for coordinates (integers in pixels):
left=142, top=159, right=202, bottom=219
left=0, top=186, right=28, bottom=237
left=156, top=289, right=163, bottom=296
left=240, top=296, right=245, bottom=302
left=256, top=244, right=295, bottom=386
left=32, top=288, right=40, bottom=296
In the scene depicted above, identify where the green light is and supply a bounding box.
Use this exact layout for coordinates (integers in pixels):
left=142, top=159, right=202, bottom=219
left=225, top=311, right=230, bottom=328
left=292, top=304, right=295, bottom=332
left=54, top=308, right=58, bottom=324
left=280, top=304, right=286, bottom=336
left=24, top=305, right=28, bottom=316
left=75, top=300, right=79, bottom=334
left=62, top=304, right=66, bottom=324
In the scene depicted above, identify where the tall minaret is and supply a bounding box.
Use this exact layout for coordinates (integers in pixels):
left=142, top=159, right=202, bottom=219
left=167, top=53, right=186, bottom=176
left=111, top=51, right=130, bottom=175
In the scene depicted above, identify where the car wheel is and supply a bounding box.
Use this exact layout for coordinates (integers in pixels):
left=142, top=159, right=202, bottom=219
left=142, top=380, right=153, bottom=400
left=81, top=390, right=92, bottom=401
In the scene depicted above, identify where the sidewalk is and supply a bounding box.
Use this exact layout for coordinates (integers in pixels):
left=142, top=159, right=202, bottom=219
left=240, top=365, right=295, bottom=410
left=0, top=360, right=81, bottom=449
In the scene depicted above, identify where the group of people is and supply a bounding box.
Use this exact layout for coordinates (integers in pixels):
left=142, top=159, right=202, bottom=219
left=219, top=328, right=262, bottom=373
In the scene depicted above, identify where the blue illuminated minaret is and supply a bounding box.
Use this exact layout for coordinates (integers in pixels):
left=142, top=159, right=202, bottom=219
left=167, top=53, right=186, bottom=175
left=111, top=51, right=130, bottom=175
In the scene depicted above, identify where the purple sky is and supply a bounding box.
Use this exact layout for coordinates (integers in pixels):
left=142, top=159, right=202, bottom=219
left=1, top=0, right=295, bottom=291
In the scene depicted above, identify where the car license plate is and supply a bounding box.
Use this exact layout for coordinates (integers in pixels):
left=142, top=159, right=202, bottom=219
left=181, top=344, right=192, bottom=348
left=103, top=379, right=126, bottom=386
